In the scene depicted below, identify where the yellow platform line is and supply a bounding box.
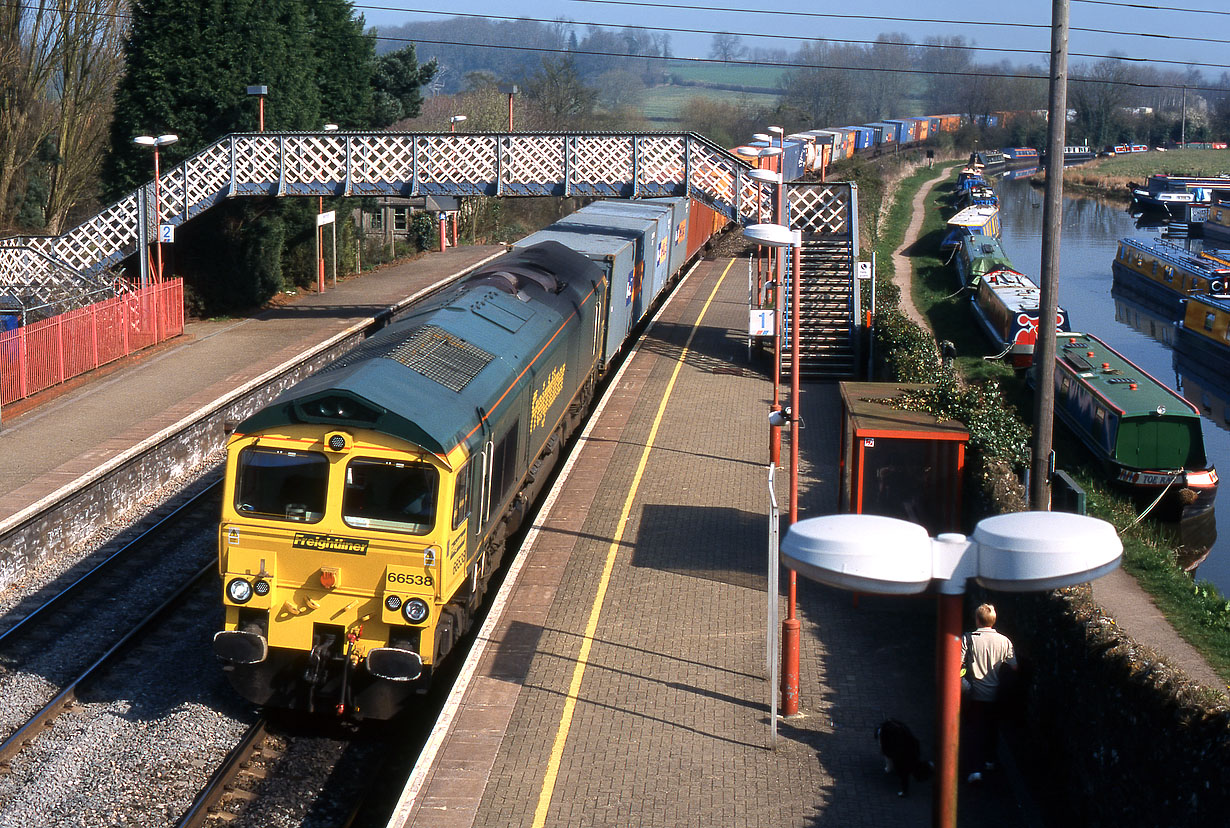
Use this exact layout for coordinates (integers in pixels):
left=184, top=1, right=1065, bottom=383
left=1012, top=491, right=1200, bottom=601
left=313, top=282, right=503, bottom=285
left=531, top=258, right=735, bottom=828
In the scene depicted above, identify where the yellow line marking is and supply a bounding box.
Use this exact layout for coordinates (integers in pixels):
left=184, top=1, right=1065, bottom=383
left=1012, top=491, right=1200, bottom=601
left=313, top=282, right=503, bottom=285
left=531, top=258, right=735, bottom=828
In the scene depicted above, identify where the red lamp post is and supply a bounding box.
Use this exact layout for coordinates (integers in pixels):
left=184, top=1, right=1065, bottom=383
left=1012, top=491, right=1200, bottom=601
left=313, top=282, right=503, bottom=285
left=133, top=133, right=179, bottom=286
left=743, top=219, right=803, bottom=719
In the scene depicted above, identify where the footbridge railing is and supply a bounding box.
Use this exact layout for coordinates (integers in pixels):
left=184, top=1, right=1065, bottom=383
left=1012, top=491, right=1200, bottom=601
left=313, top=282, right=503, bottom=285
left=0, top=131, right=776, bottom=294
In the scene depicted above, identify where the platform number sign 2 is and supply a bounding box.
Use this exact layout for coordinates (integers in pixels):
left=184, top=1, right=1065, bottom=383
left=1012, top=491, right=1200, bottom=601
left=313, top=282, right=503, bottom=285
left=159, top=224, right=175, bottom=244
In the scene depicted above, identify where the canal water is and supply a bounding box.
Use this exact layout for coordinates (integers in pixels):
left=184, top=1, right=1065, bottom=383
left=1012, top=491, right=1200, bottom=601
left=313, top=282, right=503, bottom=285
left=993, top=171, right=1230, bottom=594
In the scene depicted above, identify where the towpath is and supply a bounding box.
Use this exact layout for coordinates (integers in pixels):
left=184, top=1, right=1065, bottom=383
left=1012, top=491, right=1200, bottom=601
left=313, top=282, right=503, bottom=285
left=892, top=163, right=1228, bottom=697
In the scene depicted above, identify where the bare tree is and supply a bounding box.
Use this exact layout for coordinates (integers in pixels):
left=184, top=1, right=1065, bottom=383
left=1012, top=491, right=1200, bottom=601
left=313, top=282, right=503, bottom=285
left=0, top=1, right=126, bottom=234
left=709, top=33, right=745, bottom=62
left=1069, top=58, right=1136, bottom=147
left=44, top=0, right=127, bottom=233
left=0, top=2, right=58, bottom=232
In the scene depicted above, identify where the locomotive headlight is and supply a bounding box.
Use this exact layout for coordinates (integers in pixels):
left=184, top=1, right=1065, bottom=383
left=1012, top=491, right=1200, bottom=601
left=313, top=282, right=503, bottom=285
left=227, top=578, right=254, bottom=604
left=403, top=598, right=430, bottom=624
left=385, top=595, right=402, bottom=612
left=253, top=580, right=271, bottom=597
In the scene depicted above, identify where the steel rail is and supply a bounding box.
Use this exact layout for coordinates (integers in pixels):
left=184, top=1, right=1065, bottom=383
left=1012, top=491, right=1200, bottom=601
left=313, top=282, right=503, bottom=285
left=173, top=717, right=270, bottom=828
left=0, top=562, right=214, bottom=769
left=0, top=480, right=222, bottom=645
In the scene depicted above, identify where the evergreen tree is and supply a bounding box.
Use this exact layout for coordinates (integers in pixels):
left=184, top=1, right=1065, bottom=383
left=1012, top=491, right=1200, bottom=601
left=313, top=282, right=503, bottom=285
left=102, top=0, right=429, bottom=313
left=372, top=46, right=437, bottom=127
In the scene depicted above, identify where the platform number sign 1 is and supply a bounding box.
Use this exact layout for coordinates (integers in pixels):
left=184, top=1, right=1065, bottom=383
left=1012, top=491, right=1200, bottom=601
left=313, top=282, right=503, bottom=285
left=159, top=224, right=175, bottom=244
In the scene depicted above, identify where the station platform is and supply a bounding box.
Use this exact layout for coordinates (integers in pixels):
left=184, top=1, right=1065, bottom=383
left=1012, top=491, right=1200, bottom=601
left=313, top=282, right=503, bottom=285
left=0, top=245, right=503, bottom=518
left=388, top=255, right=1040, bottom=828
left=0, top=245, right=1040, bottom=825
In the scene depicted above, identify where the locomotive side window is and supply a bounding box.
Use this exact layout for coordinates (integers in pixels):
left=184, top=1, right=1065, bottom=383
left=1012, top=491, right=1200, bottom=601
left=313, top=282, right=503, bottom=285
left=453, top=460, right=472, bottom=530
left=235, top=448, right=328, bottom=523
left=342, top=458, right=439, bottom=535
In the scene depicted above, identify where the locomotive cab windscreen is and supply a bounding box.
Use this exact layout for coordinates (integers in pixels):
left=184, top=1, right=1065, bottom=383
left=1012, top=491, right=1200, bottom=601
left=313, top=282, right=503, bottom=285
left=235, top=447, right=328, bottom=522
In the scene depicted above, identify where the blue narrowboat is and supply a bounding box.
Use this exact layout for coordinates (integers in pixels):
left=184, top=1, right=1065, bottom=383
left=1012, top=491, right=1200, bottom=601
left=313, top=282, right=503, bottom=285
left=1111, top=238, right=1230, bottom=319
left=1001, top=147, right=1039, bottom=165
left=970, top=267, right=1070, bottom=367
left=1044, top=331, right=1218, bottom=523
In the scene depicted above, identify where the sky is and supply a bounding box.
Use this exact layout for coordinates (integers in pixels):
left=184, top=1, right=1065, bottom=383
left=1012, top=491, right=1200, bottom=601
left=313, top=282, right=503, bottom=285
left=354, top=0, right=1230, bottom=84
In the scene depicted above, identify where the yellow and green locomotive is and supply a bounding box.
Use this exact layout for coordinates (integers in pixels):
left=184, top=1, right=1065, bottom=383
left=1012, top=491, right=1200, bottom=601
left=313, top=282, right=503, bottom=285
left=213, top=196, right=710, bottom=718
left=213, top=240, right=612, bottom=718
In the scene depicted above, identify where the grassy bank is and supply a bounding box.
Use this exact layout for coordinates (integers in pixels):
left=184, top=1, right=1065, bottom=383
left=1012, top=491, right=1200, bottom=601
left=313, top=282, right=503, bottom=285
left=1054, top=148, right=1230, bottom=200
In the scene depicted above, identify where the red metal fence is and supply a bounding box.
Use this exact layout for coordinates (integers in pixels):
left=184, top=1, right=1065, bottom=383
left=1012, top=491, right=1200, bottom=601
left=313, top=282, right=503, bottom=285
left=1, top=280, right=184, bottom=407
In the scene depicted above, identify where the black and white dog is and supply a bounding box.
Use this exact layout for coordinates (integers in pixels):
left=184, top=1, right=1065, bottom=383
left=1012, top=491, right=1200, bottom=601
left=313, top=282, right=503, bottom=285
left=875, top=719, right=934, bottom=797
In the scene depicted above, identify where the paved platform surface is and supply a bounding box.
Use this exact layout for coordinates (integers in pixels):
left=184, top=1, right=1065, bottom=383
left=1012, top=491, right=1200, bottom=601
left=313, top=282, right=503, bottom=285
left=0, top=246, right=503, bottom=521
left=391, top=255, right=1041, bottom=828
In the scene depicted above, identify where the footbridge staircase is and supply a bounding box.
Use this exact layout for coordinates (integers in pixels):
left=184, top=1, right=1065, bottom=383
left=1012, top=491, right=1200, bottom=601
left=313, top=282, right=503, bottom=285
left=0, top=131, right=860, bottom=375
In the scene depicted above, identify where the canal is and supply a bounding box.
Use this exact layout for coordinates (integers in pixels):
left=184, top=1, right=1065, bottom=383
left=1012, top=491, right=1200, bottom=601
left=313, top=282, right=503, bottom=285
left=994, top=171, right=1230, bottom=594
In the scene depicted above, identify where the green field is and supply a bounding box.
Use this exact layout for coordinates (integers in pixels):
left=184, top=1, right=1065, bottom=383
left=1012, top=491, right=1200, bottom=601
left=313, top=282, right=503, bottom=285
left=640, top=85, right=781, bottom=124
left=662, top=61, right=785, bottom=90
left=1078, top=148, right=1230, bottom=178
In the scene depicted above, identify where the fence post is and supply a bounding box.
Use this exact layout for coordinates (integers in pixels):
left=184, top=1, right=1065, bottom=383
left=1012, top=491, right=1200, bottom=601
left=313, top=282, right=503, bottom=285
left=56, top=316, right=65, bottom=386
left=92, top=303, right=100, bottom=369
left=18, top=326, right=28, bottom=400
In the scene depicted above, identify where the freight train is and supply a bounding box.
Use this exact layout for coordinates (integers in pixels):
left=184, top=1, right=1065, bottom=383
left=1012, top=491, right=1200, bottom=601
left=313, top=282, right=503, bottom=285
left=212, top=197, right=722, bottom=719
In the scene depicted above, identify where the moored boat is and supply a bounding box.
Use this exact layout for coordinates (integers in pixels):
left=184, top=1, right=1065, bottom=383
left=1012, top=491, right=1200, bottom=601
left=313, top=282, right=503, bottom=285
left=1110, top=237, right=1230, bottom=319
left=954, top=233, right=1014, bottom=287
left=1001, top=147, right=1039, bottom=166
left=940, top=205, right=1001, bottom=250
left=970, top=267, right=1070, bottom=367
left=1129, top=173, right=1230, bottom=215
left=1175, top=291, right=1230, bottom=378
left=1044, top=331, right=1218, bottom=523
left=1204, top=188, right=1230, bottom=246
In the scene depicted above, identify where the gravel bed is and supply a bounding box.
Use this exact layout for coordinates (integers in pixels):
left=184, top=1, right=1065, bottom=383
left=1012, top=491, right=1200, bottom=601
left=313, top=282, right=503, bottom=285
left=0, top=588, right=255, bottom=828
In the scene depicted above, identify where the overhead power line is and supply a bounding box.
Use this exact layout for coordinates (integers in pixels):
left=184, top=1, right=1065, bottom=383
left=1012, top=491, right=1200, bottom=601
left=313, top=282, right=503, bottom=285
left=354, top=5, right=1219, bottom=71
left=374, top=30, right=1230, bottom=95
left=1072, top=0, right=1230, bottom=17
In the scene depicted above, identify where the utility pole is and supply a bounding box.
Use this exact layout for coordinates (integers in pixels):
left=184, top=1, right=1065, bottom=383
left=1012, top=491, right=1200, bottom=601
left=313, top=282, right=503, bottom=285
left=1181, top=86, right=1187, bottom=148
left=1032, top=0, right=1069, bottom=511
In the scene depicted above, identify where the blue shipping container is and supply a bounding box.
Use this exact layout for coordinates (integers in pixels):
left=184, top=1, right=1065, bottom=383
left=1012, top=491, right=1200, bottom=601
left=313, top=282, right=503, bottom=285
left=513, top=228, right=638, bottom=364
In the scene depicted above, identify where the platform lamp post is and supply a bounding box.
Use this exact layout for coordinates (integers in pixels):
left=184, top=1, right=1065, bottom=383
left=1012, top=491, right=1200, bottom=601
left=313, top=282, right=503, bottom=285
left=746, top=167, right=784, bottom=468
left=315, top=124, right=340, bottom=292
left=497, top=83, right=519, bottom=131
left=781, top=511, right=1122, bottom=828
left=744, top=220, right=802, bottom=719
left=133, top=133, right=178, bottom=287
left=450, top=114, right=467, bottom=133
left=246, top=85, right=268, bottom=132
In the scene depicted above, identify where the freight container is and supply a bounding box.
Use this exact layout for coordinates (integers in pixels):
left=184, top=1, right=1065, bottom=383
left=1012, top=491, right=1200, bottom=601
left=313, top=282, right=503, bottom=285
left=866, top=122, right=898, bottom=146
left=648, top=197, right=691, bottom=284
left=685, top=199, right=726, bottom=261
left=779, top=139, right=807, bottom=181
left=571, top=202, right=673, bottom=303
left=840, top=126, right=874, bottom=151
left=927, top=116, right=942, bottom=136
left=554, top=210, right=660, bottom=318
left=513, top=228, right=639, bottom=363
left=884, top=120, right=913, bottom=144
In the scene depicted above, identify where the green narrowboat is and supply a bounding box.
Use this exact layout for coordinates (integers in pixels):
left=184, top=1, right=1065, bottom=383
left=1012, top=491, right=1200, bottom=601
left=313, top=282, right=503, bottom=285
left=1046, top=332, right=1218, bottom=522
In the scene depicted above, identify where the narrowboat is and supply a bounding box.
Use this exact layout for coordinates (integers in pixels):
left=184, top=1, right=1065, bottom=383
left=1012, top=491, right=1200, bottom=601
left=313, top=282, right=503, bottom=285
left=1045, top=331, right=1218, bottom=523
left=1129, top=173, right=1230, bottom=215
left=1111, top=237, right=1230, bottom=319
left=940, top=205, right=1001, bottom=250
left=1175, top=291, right=1230, bottom=378
left=954, top=233, right=1015, bottom=287
left=1001, top=147, right=1039, bottom=166
left=970, top=267, right=1071, bottom=367
left=1204, top=188, right=1230, bottom=246
left=974, top=149, right=1006, bottom=169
